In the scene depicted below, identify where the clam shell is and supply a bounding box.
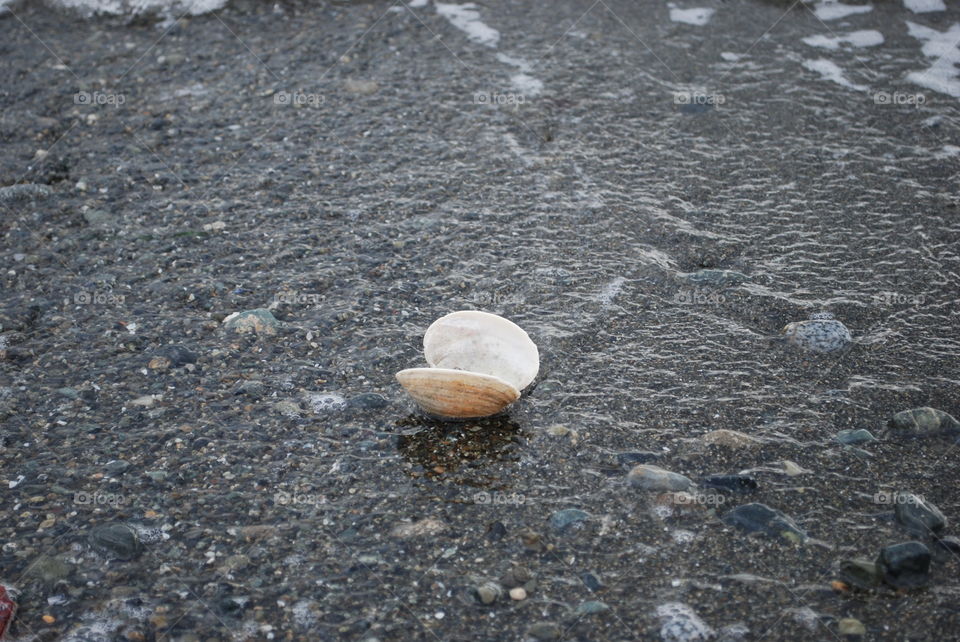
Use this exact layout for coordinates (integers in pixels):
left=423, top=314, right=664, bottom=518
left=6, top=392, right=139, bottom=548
left=423, top=310, right=539, bottom=390
left=395, top=367, right=520, bottom=418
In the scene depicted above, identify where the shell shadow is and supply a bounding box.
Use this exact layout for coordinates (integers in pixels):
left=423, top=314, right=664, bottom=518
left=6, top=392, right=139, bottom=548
left=395, top=413, right=526, bottom=483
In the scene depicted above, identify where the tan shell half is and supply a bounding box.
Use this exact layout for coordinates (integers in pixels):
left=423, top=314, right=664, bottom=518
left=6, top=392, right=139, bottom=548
left=396, top=311, right=539, bottom=418
left=395, top=368, right=520, bottom=419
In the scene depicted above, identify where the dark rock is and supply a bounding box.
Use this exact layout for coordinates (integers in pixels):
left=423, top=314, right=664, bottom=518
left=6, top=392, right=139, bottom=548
left=701, top=474, right=758, bottom=493
left=88, top=523, right=143, bottom=561
left=934, top=535, right=960, bottom=555
left=485, top=521, right=506, bottom=542
left=722, top=503, right=806, bottom=543
left=347, top=392, right=390, bottom=411
left=152, top=344, right=198, bottom=367
left=876, top=541, right=931, bottom=588
left=894, top=494, right=946, bottom=537
left=615, top=451, right=659, bottom=467
left=581, top=571, right=605, bottom=592
left=500, top=566, right=533, bottom=589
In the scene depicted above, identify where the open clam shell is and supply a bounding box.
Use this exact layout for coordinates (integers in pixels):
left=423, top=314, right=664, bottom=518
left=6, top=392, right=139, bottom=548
left=396, top=311, right=539, bottom=418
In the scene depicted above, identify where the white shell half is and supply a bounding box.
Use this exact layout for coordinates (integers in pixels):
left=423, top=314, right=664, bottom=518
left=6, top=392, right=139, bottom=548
left=395, top=368, right=520, bottom=419
left=422, top=310, right=539, bottom=391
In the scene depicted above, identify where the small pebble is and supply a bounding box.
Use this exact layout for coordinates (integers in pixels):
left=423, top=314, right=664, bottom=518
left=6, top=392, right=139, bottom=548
left=838, top=618, right=866, bottom=636
left=509, top=587, right=527, bottom=601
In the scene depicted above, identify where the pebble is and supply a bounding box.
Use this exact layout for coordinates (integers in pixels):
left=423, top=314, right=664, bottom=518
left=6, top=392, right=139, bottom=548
left=781, top=460, right=808, bottom=476
left=88, top=523, right=143, bottom=561
left=509, top=587, right=527, bottom=601
left=273, top=399, right=302, bottom=418
left=305, top=392, right=347, bottom=413
left=894, top=493, right=946, bottom=537
left=702, top=429, right=760, bottom=449
left=700, top=474, right=758, bottom=493
left=888, top=407, right=960, bottom=438
left=150, top=344, right=198, bottom=368
left=234, top=380, right=266, bottom=398
left=656, top=602, right=715, bottom=642
left=581, top=571, right=605, bottom=592
left=628, top=465, right=693, bottom=492
left=838, top=618, right=866, bottom=637
left=347, top=393, right=390, bottom=411
left=722, top=503, right=806, bottom=543
left=838, top=558, right=881, bottom=589
left=475, top=582, right=502, bottom=605
left=934, top=535, right=960, bottom=555
left=574, top=600, right=610, bottom=616
left=104, top=460, right=131, bottom=476
left=527, top=621, right=560, bottom=640
left=545, top=425, right=578, bottom=443
left=781, top=314, right=852, bottom=353
left=499, top=566, right=533, bottom=588
left=343, top=78, right=380, bottom=95
left=0, top=183, right=52, bottom=202
left=876, top=541, right=931, bottom=588
left=616, top=451, right=659, bottom=466
left=835, top=429, right=877, bottom=445
left=222, top=308, right=281, bottom=335
left=390, top=518, right=446, bottom=539
left=549, top=508, right=590, bottom=531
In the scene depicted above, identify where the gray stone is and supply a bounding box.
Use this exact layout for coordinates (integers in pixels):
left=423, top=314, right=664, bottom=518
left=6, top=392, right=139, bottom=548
left=876, top=541, right=930, bottom=588
left=888, top=407, right=960, bottom=438
left=475, top=581, right=502, bottom=605
left=839, top=558, right=881, bottom=589
left=549, top=508, right=589, bottom=531
left=781, top=318, right=852, bottom=353
left=835, top=429, right=877, bottom=445
left=528, top=622, right=561, bottom=640
left=574, top=600, right=610, bottom=615
left=894, top=493, right=946, bottom=537
left=88, top=522, right=143, bottom=561
left=684, top=269, right=749, bottom=288
left=222, top=308, right=281, bottom=335
left=722, top=503, right=806, bottom=543
left=0, top=183, right=52, bottom=202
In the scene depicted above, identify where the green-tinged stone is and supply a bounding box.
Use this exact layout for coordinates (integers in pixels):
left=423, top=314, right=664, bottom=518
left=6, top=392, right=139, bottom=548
left=574, top=601, right=610, bottom=616
left=888, top=407, right=960, bottom=437
left=722, top=503, right=807, bottom=543
left=836, top=429, right=877, bottom=445
left=223, top=308, right=281, bottom=335
left=839, top=558, right=881, bottom=589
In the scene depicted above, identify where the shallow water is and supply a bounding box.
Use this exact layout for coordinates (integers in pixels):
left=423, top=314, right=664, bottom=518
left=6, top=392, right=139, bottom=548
left=1, top=0, right=959, bottom=639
